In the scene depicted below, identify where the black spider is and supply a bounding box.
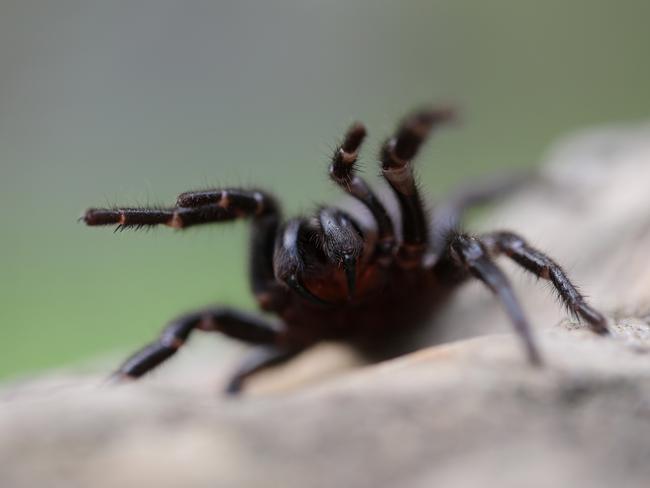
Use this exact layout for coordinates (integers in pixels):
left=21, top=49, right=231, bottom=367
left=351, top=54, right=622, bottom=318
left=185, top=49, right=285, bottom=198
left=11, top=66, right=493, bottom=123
left=83, top=107, right=609, bottom=393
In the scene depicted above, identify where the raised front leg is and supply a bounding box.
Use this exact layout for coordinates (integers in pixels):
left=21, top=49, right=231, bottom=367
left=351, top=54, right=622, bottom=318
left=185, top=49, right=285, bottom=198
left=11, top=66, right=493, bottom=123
left=329, top=122, right=396, bottom=260
left=84, top=188, right=277, bottom=230
left=379, top=107, right=455, bottom=267
left=84, top=189, right=286, bottom=310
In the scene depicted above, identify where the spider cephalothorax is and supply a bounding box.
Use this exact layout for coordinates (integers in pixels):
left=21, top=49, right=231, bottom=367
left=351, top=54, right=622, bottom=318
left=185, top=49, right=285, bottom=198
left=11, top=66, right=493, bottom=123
left=83, top=107, right=609, bottom=393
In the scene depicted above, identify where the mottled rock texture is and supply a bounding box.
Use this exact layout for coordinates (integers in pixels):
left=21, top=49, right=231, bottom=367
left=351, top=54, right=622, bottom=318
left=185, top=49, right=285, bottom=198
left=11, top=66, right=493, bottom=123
left=2, top=124, right=650, bottom=488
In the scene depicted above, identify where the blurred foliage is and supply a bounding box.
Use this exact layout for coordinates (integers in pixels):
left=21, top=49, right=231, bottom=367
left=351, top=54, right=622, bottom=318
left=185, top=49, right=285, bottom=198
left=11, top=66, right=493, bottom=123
left=1, top=0, right=649, bottom=378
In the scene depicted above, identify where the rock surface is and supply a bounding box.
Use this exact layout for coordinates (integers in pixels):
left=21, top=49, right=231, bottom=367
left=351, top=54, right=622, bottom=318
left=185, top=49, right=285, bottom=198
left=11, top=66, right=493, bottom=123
left=2, top=124, right=650, bottom=488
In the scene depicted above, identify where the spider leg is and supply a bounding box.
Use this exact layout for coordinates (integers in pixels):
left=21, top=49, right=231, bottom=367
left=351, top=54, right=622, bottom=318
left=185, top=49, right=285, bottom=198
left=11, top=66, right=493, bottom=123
left=329, top=122, right=396, bottom=258
left=84, top=189, right=285, bottom=309
left=379, top=107, right=455, bottom=266
left=224, top=345, right=301, bottom=394
left=428, top=172, right=531, bottom=260
left=84, top=189, right=277, bottom=229
left=449, top=233, right=542, bottom=366
left=480, top=231, right=609, bottom=334
left=175, top=190, right=282, bottom=302
left=110, top=307, right=284, bottom=381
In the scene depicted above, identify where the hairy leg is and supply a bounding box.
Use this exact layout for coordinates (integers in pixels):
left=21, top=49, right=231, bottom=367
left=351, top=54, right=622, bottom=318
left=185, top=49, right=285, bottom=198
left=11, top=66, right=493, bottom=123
left=84, top=189, right=286, bottom=309
left=480, top=231, right=609, bottom=334
left=379, top=107, right=455, bottom=266
left=428, top=172, right=531, bottom=261
left=448, top=233, right=542, bottom=365
left=329, top=122, right=396, bottom=259
left=111, top=307, right=283, bottom=380
left=84, top=189, right=276, bottom=229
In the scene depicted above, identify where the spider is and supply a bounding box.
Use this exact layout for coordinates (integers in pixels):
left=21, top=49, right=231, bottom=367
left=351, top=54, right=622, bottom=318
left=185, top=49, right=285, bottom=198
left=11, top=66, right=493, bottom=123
left=83, top=107, right=609, bottom=393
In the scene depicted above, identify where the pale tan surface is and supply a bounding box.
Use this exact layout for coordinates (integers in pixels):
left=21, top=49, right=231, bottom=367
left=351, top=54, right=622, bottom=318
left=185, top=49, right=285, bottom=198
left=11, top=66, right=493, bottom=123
left=2, top=124, right=650, bottom=488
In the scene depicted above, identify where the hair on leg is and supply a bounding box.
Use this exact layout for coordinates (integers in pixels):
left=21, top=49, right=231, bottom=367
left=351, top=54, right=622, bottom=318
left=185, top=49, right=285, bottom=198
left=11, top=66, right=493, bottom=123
left=448, top=233, right=543, bottom=366
left=84, top=189, right=277, bottom=229
left=329, top=122, right=396, bottom=259
left=85, top=189, right=286, bottom=309
left=379, top=107, right=455, bottom=266
left=480, top=231, right=608, bottom=334
left=428, top=172, right=532, bottom=261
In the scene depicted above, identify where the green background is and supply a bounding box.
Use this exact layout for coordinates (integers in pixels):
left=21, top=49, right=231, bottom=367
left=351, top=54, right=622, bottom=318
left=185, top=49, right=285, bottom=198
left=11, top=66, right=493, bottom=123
left=1, top=0, right=649, bottom=379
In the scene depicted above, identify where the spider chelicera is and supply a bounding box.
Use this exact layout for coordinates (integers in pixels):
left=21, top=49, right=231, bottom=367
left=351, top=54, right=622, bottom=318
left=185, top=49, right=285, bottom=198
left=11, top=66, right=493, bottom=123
left=83, top=107, right=609, bottom=393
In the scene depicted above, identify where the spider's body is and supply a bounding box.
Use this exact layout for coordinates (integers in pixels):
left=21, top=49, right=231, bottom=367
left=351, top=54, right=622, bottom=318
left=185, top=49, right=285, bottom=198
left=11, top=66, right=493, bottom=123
left=277, top=264, right=449, bottom=348
left=84, top=107, right=608, bottom=392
